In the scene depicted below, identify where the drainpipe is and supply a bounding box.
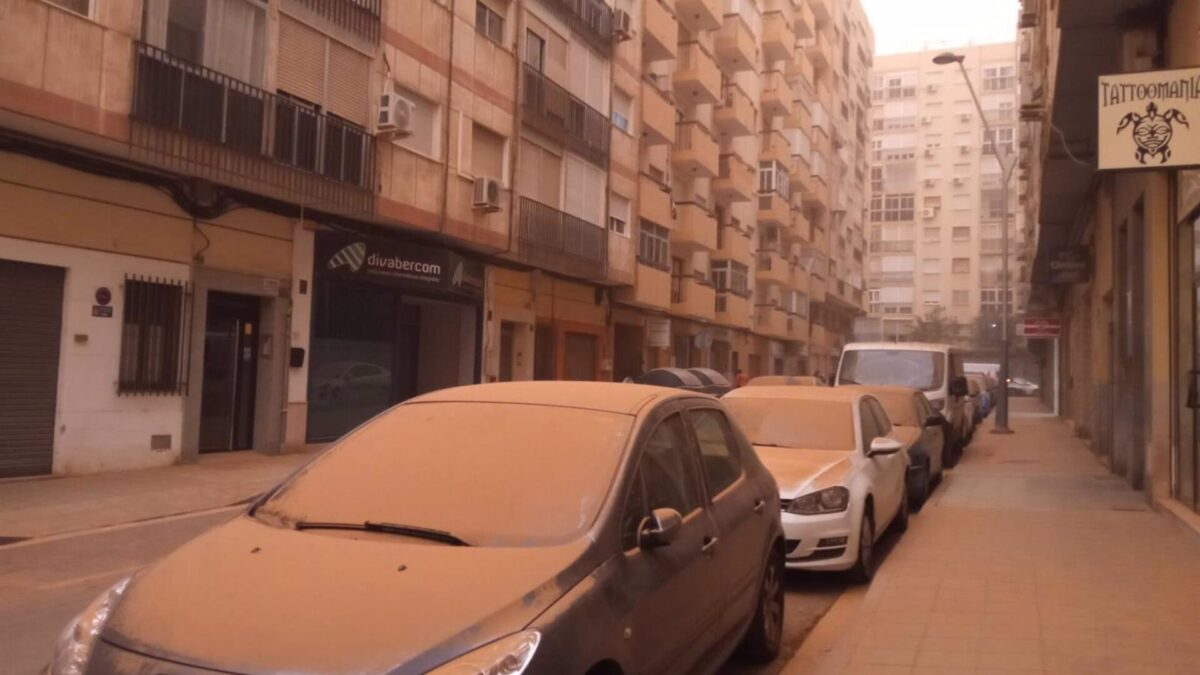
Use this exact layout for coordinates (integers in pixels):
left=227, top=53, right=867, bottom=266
left=504, top=0, right=527, bottom=254
left=439, top=0, right=459, bottom=234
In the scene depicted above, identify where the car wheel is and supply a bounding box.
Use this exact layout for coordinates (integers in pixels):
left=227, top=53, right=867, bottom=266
left=847, top=512, right=875, bottom=584
left=739, top=546, right=784, bottom=662
left=943, top=438, right=961, bottom=468
left=891, top=484, right=910, bottom=533
left=907, top=461, right=930, bottom=510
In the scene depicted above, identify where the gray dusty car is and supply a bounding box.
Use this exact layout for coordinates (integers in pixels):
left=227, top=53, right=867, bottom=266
left=50, top=382, right=784, bottom=675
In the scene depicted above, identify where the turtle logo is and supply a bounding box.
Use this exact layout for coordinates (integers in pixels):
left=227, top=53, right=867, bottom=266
left=1117, top=102, right=1190, bottom=164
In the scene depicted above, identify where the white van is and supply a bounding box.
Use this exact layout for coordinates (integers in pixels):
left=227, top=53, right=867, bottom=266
left=835, top=342, right=971, bottom=464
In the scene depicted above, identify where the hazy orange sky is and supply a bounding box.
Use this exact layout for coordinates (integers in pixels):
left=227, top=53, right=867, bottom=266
left=861, top=0, right=1021, bottom=55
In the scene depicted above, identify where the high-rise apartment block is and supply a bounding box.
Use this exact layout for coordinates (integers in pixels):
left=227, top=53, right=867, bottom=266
left=0, top=0, right=871, bottom=477
left=866, top=43, right=1027, bottom=342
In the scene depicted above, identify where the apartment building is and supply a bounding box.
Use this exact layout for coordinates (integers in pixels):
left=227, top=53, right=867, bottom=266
left=866, top=43, right=1027, bottom=343
left=0, top=0, right=870, bottom=477
left=1022, top=0, right=1200, bottom=519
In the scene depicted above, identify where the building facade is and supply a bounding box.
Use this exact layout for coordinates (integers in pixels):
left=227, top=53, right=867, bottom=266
left=867, top=43, right=1028, bottom=344
left=1022, top=0, right=1200, bottom=520
left=0, top=0, right=870, bottom=477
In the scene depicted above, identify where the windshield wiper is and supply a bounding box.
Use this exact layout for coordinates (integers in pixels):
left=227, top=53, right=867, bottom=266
left=294, top=520, right=471, bottom=546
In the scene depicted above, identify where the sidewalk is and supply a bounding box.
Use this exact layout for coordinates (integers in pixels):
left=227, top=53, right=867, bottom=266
left=0, top=450, right=318, bottom=541
left=783, top=399, right=1200, bottom=675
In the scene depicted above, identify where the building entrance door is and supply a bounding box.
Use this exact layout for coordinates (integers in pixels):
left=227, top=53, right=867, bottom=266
left=199, top=292, right=259, bottom=452
left=1181, top=209, right=1200, bottom=513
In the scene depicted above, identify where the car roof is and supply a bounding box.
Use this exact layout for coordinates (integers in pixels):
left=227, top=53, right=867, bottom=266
left=837, top=384, right=922, bottom=397
left=724, top=385, right=865, bottom=403
left=408, top=381, right=700, bottom=415
left=841, top=342, right=960, bottom=353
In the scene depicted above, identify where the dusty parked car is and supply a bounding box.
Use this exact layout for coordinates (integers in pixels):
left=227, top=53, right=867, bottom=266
left=49, top=383, right=785, bottom=675
left=746, top=375, right=822, bottom=387
left=841, top=385, right=946, bottom=508
left=722, top=386, right=909, bottom=583
left=631, top=367, right=732, bottom=396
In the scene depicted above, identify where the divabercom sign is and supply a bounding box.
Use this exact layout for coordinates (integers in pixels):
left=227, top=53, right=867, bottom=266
left=1099, top=67, right=1199, bottom=171
left=316, top=231, right=483, bottom=297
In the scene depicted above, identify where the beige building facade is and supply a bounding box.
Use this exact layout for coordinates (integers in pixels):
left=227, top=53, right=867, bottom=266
left=0, top=0, right=870, bottom=477
left=867, top=43, right=1027, bottom=343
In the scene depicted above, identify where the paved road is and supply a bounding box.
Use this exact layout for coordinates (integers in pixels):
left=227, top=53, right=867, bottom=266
left=0, top=510, right=849, bottom=675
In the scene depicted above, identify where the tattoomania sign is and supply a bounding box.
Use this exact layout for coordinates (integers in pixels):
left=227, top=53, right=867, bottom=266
left=1099, top=67, right=1199, bottom=171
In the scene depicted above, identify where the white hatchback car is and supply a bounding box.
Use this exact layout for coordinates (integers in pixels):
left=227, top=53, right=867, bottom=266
left=722, top=386, right=910, bottom=582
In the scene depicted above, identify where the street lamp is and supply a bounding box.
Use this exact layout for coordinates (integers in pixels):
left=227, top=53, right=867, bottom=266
left=933, top=51, right=1015, bottom=434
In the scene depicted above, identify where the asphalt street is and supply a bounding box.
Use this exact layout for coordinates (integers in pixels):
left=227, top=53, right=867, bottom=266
left=0, top=509, right=851, bottom=675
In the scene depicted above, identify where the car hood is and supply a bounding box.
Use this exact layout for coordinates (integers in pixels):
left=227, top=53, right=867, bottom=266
left=102, top=516, right=590, bottom=674
left=752, top=446, right=853, bottom=496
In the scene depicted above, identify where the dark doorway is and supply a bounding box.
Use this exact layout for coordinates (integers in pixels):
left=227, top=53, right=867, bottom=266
left=199, top=292, right=260, bottom=452
left=564, top=332, right=598, bottom=381
left=534, top=325, right=556, bottom=380
left=614, top=323, right=644, bottom=381
left=499, top=321, right=516, bottom=381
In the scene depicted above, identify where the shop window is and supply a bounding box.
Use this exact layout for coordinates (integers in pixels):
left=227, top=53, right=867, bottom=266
left=471, top=122, right=506, bottom=181
left=118, top=277, right=189, bottom=395
left=475, top=0, right=505, bottom=44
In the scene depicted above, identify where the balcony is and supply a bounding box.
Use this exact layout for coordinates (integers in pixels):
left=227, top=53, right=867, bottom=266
left=536, top=0, right=613, bottom=53
left=673, top=277, right=717, bottom=321
left=810, top=0, right=831, bottom=21
left=673, top=121, right=719, bottom=178
left=789, top=154, right=813, bottom=196
left=756, top=251, right=791, bottom=286
left=522, top=65, right=609, bottom=165
left=787, top=314, right=810, bottom=342
left=868, top=271, right=916, bottom=286
left=762, top=12, right=795, bottom=63
left=517, top=197, right=608, bottom=281
left=719, top=222, right=754, bottom=260
left=715, top=16, right=757, bottom=74
left=758, top=192, right=791, bottom=227
left=869, top=240, right=915, bottom=253
left=641, top=80, right=675, bottom=146
left=714, top=84, right=756, bottom=137
left=760, top=129, right=791, bottom=166
left=674, top=202, right=718, bottom=251
left=675, top=0, right=721, bottom=32
left=761, top=71, right=793, bottom=119
left=716, top=291, right=752, bottom=329
left=130, top=43, right=374, bottom=215
left=787, top=50, right=816, bottom=91
left=639, top=174, right=673, bottom=225
left=755, top=305, right=790, bottom=340
left=805, top=30, right=832, bottom=70
left=794, top=0, right=816, bottom=38
left=713, top=155, right=756, bottom=204
left=284, top=0, right=381, bottom=43
left=642, top=0, right=678, bottom=62
left=674, top=43, right=722, bottom=106
left=788, top=210, right=812, bottom=243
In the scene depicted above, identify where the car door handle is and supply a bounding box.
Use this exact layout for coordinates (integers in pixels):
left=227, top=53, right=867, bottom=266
left=753, top=499, right=766, bottom=514
left=701, top=536, right=719, bottom=555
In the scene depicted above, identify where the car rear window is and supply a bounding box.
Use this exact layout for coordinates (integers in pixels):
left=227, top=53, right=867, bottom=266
left=723, top=398, right=856, bottom=451
left=257, top=402, right=633, bottom=546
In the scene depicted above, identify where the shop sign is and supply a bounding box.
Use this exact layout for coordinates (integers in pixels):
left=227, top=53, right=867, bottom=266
left=1047, top=247, right=1090, bottom=284
left=1098, top=67, right=1200, bottom=171
left=1017, top=317, right=1061, bottom=339
left=646, top=317, right=671, bottom=348
left=316, top=232, right=483, bottom=297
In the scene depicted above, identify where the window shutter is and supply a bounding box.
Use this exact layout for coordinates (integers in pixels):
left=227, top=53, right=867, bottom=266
left=277, top=17, right=326, bottom=105
left=326, top=40, right=370, bottom=126
left=539, top=146, right=562, bottom=206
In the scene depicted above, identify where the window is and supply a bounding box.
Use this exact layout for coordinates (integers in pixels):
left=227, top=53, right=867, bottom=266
left=641, top=415, right=702, bottom=515
left=983, top=64, right=1016, bottom=91
left=869, top=194, right=915, bottom=222
left=758, top=160, right=790, bottom=198
left=394, top=87, right=440, bottom=159
left=471, top=122, right=506, bottom=180
left=952, top=257, right=970, bottom=273
left=885, top=71, right=918, bottom=99
left=476, top=1, right=505, bottom=44
left=952, top=227, right=970, bottom=242
left=922, top=289, right=941, bottom=305
left=981, top=288, right=1014, bottom=315
left=952, top=194, right=971, bottom=210
left=525, top=30, right=545, bottom=71
left=609, top=194, right=631, bottom=236
left=47, top=0, right=90, bottom=16
left=620, top=467, right=648, bottom=551
left=922, top=258, right=940, bottom=274
left=670, top=258, right=685, bottom=303
left=859, top=402, right=880, bottom=450
left=982, top=190, right=1006, bottom=220
left=870, top=165, right=884, bottom=192
left=639, top=220, right=670, bottom=270
left=923, top=226, right=940, bottom=242
left=119, top=277, right=188, bottom=394
left=982, top=127, right=1016, bottom=156
left=613, top=89, right=632, bottom=134
left=144, top=0, right=267, bottom=86
left=924, top=195, right=942, bottom=210
left=953, top=290, right=969, bottom=305
left=690, top=409, right=743, bottom=496
left=869, top=400, right=893, bottom=436
left=711, top=260, right=750, bottom=296
left=564, top=155, right=605, bottom=225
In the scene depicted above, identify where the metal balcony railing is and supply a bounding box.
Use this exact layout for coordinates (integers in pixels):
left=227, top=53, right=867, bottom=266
left=130, top=43, right=374, bottom=207
left=535, top=0, right=612, bottom=52
left=522, top=65, right=609, bottom=166
left=518, top=197, right=607, bottom=281
left=286, top=0, right=381, bottom=43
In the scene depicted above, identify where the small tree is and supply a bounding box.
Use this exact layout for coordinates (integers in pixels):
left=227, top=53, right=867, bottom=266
left=910, top=306, right=962, bottom=343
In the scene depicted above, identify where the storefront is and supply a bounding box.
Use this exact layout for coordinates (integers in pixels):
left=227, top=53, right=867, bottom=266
left=306, top=230, right=484, bottom=442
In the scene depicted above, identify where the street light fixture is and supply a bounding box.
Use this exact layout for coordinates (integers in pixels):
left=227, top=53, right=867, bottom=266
left=933, top=51, right=1015, bottom=434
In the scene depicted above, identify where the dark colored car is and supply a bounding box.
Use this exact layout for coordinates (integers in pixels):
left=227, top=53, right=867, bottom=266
left=633, top=367, right=732, bottom=396
left=51, top=383, right=784, bottom=675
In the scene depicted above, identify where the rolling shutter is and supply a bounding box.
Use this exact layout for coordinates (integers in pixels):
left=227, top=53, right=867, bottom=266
left=277, top=17, right=326, bottom=105
left=0, top=259, right=64, bottom=477
left=326, top=40, right=370, bottom=126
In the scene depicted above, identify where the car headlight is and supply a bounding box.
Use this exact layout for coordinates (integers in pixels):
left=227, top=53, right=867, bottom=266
left=49, top=577, right=131, bottom=675
left=786, top=487, right=850, bottom=515
left=426, top=630, right=541, bottom=675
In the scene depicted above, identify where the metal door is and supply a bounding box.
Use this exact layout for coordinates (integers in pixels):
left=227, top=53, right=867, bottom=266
left=199, top=292, right=259, bottom=452
left=0, top=259, right=64, bottom=477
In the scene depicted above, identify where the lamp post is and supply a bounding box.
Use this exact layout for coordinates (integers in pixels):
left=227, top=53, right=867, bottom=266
left=933, top=51, right=1014, bottom=434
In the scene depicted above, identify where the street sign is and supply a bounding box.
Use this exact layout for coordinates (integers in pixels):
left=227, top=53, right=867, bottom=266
left=1098, top=67, right=1200, bottom=171
left=646, top=317, right=671, bottom=348
left=1048, top=247, right=1090, bottom=284
left=1017, top=317, right=1061, bottom=339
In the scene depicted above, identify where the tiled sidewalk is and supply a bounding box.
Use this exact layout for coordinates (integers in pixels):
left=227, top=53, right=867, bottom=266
left=783, top=400, right=1200, bottom=675
left=0, top=450, right=317, bottom=540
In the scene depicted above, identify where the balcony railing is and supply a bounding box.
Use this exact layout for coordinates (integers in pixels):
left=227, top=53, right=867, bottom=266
left=869, top=240, right=914, bottom=253
left=522, top=65, right=609, bottom=166
left=869, top=271, right=916, bottom=284
left=286, top=0, right=381, bottom=43
left=536, top=0, right=612, bottom=52
left=518, top=197, right=607, bottom=281
left=130, top=42, right=374, bottom=211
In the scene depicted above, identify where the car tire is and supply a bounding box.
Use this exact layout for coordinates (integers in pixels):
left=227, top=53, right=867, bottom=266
left=847, top=512, right=876, bottom=584
left=943, top=438, right=961, bottom=468
left=739, top=546, right=785, bottom=663
left=907, top=460, right=930, bottom=510
left=891, top=484, right=910, bottom=533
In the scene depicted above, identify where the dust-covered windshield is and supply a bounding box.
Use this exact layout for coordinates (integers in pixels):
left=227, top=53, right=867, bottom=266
left=723, top=398, right=856, bottom=452
left=257, top=402, right=633, bottom=546
left=839, top=350, right=946, bottom=392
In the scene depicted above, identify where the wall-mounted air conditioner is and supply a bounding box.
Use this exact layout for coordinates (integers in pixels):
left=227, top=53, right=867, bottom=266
left=377, top=92, right=414, bottom=137
left=473, top=176, right=502, bottom=212
left=921, top=207, right=938, bottom=219
left=613, top=10, right=633, bottom=41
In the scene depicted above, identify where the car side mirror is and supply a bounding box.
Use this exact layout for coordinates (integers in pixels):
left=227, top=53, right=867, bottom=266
left=949, top=376, right=969, bottom=397
left=924, top=413, right=945, bottom=428
left=638, top=508, right=683, bottom=550
left=868, top=437, right=904, bottom=457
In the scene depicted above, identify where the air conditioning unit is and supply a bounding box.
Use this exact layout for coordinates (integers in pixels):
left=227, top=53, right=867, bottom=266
left=923, top=178, right=936, bottom=187
left=921, top=116, right=933, bottom=125
left=959, top=113, right=972, bottom=122
left=953, top=177, right=965, bottom=186
left=926, top=84, right=939, bottom=93
left=921, top=207, right=938, bottom=219
left=924, top=148, right=936, bottom=158
left=472, top=176, right=502, bottom=212
left=613, top=9, right=633, bottom=41
left=377, top=92, right=415, bottom=137
left=959, top=145, right=971, bottom=155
